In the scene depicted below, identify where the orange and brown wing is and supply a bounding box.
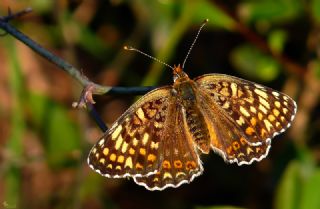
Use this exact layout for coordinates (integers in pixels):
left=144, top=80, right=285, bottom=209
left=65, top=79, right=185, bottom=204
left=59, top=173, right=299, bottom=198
left=133, top=100, right=203, bottom=190
left=87, top=87, right=172, bottom=178
left=194, top=74, right=297, bottom=165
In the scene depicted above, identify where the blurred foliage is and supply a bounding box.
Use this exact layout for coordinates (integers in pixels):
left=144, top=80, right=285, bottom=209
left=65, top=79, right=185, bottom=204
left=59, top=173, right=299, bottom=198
left=0, top=0, right=319, bottom=209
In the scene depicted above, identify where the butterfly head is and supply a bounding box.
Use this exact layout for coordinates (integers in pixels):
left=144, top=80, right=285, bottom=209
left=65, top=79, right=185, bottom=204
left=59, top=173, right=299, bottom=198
left=173, top=64, right=189, bottom=82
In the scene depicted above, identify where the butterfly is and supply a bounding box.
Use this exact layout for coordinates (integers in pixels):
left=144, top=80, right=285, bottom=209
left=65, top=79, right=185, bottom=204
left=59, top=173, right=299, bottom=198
left=87, top=19, right=297, bottom=191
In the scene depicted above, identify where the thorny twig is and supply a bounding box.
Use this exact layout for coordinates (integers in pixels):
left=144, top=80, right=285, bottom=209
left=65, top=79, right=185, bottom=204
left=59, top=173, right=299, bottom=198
left=0, top=8, right=155, bottom=132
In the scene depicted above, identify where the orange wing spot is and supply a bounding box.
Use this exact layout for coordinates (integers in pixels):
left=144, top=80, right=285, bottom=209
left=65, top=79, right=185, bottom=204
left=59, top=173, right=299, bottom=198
left=280, top=116, right=286, bottom=122
left=103, top=148, right=109, bottom=156
left=115, top=165, right=121, bottom=170
left=147, top=154, right=156, bottom=162
left=95, top=153, right=99, bottom=159
left=268, top=114, right=276, bottom=122
left=232, top=141, right=241, bottom=150
left=139, top=148, right=146, bottom=155
left=109, top=153, right=117, bottom=162
left=107, top=164, right=113, bottom=169
left=250, top=117, right=257, bottom=126
left=274, top=101, right=281, bottom=108
left=174, top=160, right=183, bottom=169
left=245, top=127, right=255, bottom=135
left=275, top=122, right=281, bottom=128
left=240, top=137, right=247, bottom=145
left=258, top=112, right=264, bottom=120
left=99, top=158, right=105, bottom=164
left=129, top=147, right=135, bottom=155
left=186, top=161, right=197, bottom=170
left=117, top=155, right=124, bottom=163
left=237, top=89, right=244, bottom=97
left=273, top=109, right=280, bottom=117
left=153, top=177, right=159, bottom=182
left=220, top=87, right=230, bottom=96
left=133, top=115, right=142, bottom=125
left=162, top=160, right=171, bottom=169
left=255, top=147, right=261, bottom=153
left=135, top=162, right=143, bottom=170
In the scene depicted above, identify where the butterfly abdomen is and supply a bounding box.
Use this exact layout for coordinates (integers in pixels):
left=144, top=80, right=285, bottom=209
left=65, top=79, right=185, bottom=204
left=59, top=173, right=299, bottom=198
left=174, top=79, right=211, bottom=154
left=185, top=107, right=210, bottom=154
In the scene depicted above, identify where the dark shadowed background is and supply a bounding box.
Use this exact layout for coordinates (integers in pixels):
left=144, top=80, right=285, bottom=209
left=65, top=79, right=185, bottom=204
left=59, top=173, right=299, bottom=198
left=0, top=1, right=319, bottom=209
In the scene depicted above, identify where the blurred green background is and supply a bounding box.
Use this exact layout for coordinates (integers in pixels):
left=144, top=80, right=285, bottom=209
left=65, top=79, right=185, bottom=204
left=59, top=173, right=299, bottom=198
left=0, top=0, right=319, bottom=209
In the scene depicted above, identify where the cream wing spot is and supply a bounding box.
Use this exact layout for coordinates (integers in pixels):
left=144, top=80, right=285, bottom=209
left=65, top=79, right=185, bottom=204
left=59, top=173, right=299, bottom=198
left=259, top=104, right=268, bottom=114
left=272, top=91, right=280, bottom=97
left=231, top=83, right=237, bottom=97
left=163, top=172, right=173, bottom=180
left=150, top=141, right=159, bottom=149
left=132, top=138, right=139, bottom=146
left=136, top=108, right=146, bottom=121
left=275, top=101, right=281, bottom=108
left=115, top=135, right=123, bottom=150
left=98, top=139, right=105, bottom=146
left=125, top=157, right=133, bottom=169
left=250, top=106, right=257, bottom=113
left=254, top=88, right=268, bottom=99
left=112, top=125, right=122, bottom=140
left=222, top=101, right=230, bottom=109
left=240, top=106, right=250, bottom=117
left=142, top=133, right=149, bottom=145
left=264, top=119, right=274, bottom=132
left=236, top=116, right=245, bottom=126
left=259, top=97, right=270, bottom=109
left=121, top=142, right=128, bottom=153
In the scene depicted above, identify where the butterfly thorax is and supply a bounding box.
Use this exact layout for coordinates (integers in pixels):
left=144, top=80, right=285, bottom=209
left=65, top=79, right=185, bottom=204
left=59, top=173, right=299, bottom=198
left=172, top=66, right=211, bottom=154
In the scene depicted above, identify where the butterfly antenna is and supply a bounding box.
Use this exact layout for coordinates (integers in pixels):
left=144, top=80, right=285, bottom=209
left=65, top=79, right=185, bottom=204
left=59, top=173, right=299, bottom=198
left=124, top=46, right=174, bottom=70
left=182, top=19, right=209, bottom=69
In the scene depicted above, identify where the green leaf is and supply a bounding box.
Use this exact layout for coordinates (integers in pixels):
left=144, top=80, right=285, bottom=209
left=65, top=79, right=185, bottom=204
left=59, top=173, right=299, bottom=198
left=311, top=0, right=320, bottom=23
left=27, top=93, right=82, bottom=168
left=230, top=44, right=280, bottom=81
left=239, top=0, right=303, bottom=23
left=299, top=169, right=320, bottom=209
left=268, top=30, right=287, bottom=53
left=194, top=0, right=236, bottom=30
left=274, top=161, right=301, bottom=209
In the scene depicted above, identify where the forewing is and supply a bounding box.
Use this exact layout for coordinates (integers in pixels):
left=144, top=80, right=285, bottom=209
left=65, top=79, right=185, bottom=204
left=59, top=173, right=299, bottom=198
left=195, top=74, right=297, bottom=165
left=87, top=87, right=171, bottom=178
left=133, top=102, right=203, bottom=190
